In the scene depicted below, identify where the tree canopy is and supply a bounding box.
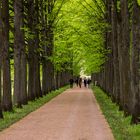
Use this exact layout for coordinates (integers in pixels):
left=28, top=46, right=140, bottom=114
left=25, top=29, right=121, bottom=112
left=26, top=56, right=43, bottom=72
left=52, top=0, right=108, bottom=76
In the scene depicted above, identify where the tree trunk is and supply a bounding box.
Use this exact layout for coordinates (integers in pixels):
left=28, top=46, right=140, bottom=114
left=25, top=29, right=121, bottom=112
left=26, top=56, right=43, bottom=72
left=42, top=61, right=48, bottom=94
left=14, top=0, right=27, bottom=107
left=56, top=72, right=61, bottom=89
left=20, top=48, right=27, bottom=105
left=111, top=0, right=120, bottom=104
left=120, top=0, right=131, bottom=115
left=27, top=0, right=42, bottom=100
left=0, top=2, right=4, bottom=118
left=27, top=0, right=35, bottom=101
left=41, top=0, right=48, bottom=95
left=117, top=14, right=124, bottom=110
left=131, top=0, right=140, bottom=124
left=1, top=0, right=12, bottom=111
left=34, top=0, right=42, bottom=98
left=46, top=0, right=55, bottom=92
left=105, top=0, right=114, bottom=96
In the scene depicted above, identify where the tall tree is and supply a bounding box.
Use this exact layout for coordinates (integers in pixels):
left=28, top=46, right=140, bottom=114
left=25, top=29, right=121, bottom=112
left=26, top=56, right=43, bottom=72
left=27, top=0, right=36, bottom=100
left=120, top=0, right=132, bottom=115
left=1, top=0, right=12, bottom=111
left=45, top=0, right=55, bottom=92
left=0, top=2, right=3, bottom=118
left=27, top=0, right=42, bottom=99
left=131, top=0, right=140, bottom=123
left=111, top=0, right=120, bottom=104
left=14, top=0, right=27, bottom=107
left=41, top=0, right=49, bottom=95
left=104, top=0, right=114, bottom=95
left=117, top=1, right=123, bottom=110
left=33, top=0, right=42, bottom=98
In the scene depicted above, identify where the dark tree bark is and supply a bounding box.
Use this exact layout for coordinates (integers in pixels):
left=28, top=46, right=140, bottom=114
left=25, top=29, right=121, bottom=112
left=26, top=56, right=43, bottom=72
left=0, top=2, right=4, bottom=118
left=27, top=0, right=42, bottom=100
left=131, top=0, right=140, bottom=124
left=0, top=68, right=3, bottom=118
left=117, top=13, right=124, bottom=110
left=27, top=0, right=36, bottom=101
left=104, top=0, right=114, bottom=96
left=45, top=0, right=55, bottom=92
left=111, top=0, right=120, bottom=104
left=120, top=0, right=132, bottom=115
left=33, top=0, right=42, bottom=98
left=14, top=0, right=27, bottom=107
left=41, top=0, right=49, bottom=95
left=42, top=61, right=48, bottom=94
left=55, top=72, right=61, bottom=89
left=1, top=0, right=12, bottom=111
left=20, top=49, right=28, bottom=105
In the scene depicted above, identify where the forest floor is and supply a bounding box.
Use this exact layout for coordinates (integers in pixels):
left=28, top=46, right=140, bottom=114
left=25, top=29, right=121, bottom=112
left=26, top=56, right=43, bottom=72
left=0, top=85, right=114, bottom=140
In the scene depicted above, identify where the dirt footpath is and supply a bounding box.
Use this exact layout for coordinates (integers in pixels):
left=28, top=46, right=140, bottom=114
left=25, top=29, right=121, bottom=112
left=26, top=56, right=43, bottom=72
left=0, top=86, right=114, bottom=140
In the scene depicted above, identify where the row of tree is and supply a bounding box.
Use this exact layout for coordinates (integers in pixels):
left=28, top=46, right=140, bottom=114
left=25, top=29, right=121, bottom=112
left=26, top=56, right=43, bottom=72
left=2, top=0, right=139, bottom=125
left=0, top=0, right=72, bottom=119
left=92, top=0, right=140, bottom=124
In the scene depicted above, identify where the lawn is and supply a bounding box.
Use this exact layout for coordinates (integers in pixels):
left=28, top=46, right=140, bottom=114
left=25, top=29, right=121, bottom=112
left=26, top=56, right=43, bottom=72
left=93, top=86, right=140, bottom=140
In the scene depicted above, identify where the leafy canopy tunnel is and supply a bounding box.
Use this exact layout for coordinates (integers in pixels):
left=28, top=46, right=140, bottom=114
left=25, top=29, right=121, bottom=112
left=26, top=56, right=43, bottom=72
left=52, top=0, right=107, bottom=76
left=0, top=0, right=107, bottom=114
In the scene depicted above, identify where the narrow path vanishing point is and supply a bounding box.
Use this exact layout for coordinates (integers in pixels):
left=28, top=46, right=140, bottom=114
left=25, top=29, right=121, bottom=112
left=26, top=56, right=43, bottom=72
left=0, top=86, right=114, bottom=140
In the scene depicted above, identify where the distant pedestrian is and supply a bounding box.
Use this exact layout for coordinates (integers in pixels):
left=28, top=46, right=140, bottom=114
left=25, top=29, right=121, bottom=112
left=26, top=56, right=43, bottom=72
left=84, top=78, right=87, bottom=87
left=75, top=77, right=79, bottom=87
left=87, top=79, right=91, bottom=88
left=69, top=79, right=74, bottom=88
left=78, top=78, right=82, bottom=88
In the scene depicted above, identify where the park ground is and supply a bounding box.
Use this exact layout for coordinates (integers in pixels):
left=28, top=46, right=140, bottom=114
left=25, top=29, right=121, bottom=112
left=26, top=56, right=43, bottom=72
left=0, top=86, right=114, bottom=140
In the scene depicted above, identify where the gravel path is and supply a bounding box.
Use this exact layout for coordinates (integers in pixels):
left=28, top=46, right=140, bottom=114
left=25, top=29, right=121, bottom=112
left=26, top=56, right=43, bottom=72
left=0, top=86, right=114, bottom=140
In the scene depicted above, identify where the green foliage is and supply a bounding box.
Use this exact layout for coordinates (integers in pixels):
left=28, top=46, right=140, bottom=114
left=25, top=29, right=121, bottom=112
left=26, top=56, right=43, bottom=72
left=0, top=86, right=68, bottom=131
left=137, top=0, right=140, bottom=6
left=93, top=86, right=140, bottom=140
left=53, top=0, right=108, bottom=75
left=8, top=0, right=108, bottom=76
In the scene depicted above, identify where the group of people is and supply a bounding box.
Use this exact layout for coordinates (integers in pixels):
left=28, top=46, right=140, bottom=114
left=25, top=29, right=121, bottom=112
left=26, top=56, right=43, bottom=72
left=69, top=77, right=91, bottom=88
left=83, top=77, right=91, bottom=88
left=75, top=77, right=82, bottom=88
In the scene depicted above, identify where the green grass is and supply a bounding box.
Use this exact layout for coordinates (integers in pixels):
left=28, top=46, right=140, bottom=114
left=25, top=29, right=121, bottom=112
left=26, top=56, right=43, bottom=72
left=92, top=86, right=140, bottom=140
left=0, top=86, right=68, bottom=131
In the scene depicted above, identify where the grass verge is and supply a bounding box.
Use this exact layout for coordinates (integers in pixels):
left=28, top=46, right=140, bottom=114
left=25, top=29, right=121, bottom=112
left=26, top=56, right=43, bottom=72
left=0, top=86, right=68, bottom=131
left=92, top=86, right=140, bottom=140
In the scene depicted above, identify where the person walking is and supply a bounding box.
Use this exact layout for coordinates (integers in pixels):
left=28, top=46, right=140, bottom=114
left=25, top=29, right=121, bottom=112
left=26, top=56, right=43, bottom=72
left=87, top=78, right=91, bottom=88
left=84, top=77, right=87, bottom=88
left=78, top=77, right=82, bottom=88
left=75, top=77, right=79, bottom=87
left=69, top=78, right=74, bottom=88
